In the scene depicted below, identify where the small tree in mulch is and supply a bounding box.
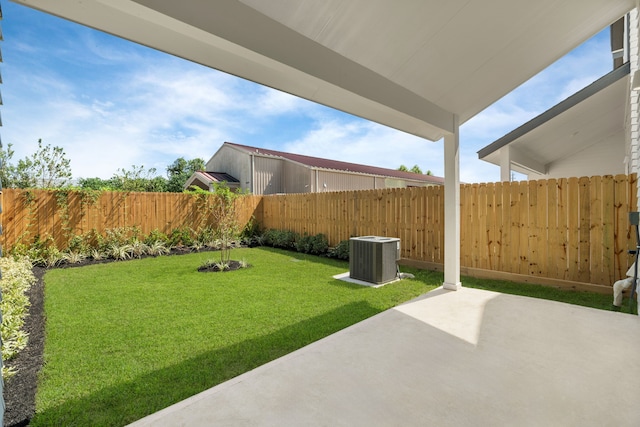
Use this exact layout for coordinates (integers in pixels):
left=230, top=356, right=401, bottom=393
left=211, top=182, right=243, bottom=266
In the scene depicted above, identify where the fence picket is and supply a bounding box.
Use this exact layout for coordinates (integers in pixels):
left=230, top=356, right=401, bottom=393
left=528, top=181, right=539, bottom=276
left=590, top=176, right=604, bottom=285
left=496, top=182, right=509, bottom=272
left=547, top=179, right=558, bottom=279
left=1, top=175, right=636, bottom=287
left=508, top=181, right=521, bottom=274
left=536, top=180, right=548, bottom=277
left=489, top=182, right=499, bottom=271
left=557, top=178, right=569, bottom=280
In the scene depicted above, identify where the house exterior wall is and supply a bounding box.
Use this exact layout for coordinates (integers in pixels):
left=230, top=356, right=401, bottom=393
left=203, top=144, right=441, bottom=195
left=254, top=156, right=284, bottom=195
left=283, top=162, right=311, bottom=193
left=316, top=170, right=376, bottom=192
left=528, top=131, right=625, bottom=179
left=206, top=145, right=252, bottom=192
left=313, top=170, right=437, bottom=192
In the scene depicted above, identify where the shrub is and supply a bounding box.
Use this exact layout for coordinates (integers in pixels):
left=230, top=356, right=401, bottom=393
left=309, top=234, right=329, bottom=255
left=328, top=240, right=350, bottom=260
left=242, top=216, right=261, bottom=240
left=129, top=239, right=149, bottom=258
left=144, top=229, right=169, bottom=246
left=295, top=234, right=312, bottom=253
left=198, top=259, right=230, bottom=271
left=263, top=229, right=299, bottom=249
left=42, top=248, right=64, bottom=268
left=147, top=240, right=170, bottom=257
left=107, top=244, right=133, bottom=261
left=199, top=259, right=218, bottom=270
left=295, top=233, right=329, bottom=255
left=63, top=251, right=87, bottom=264
left=168, top=226, right=194, bottom=247
left=17, top=234, right=65, bottom=267
left=90, top=248, right=106, bottom=261
left=0, top=256, right=37, bottom=380
left=101, top=227, right=140, bottom=250
left=66, top=234, right=90, bottom=254
left=194, top=226, right=215, bottom=247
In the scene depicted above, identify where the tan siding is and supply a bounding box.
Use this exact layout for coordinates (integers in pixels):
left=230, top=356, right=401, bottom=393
left=284, top=162, right=311, bottom=193
left=206, top=145, right=251, bottom=191
left=313, top=170, right=438, bottom=192
left=317, top=171, right=376, bottom=192
left=254, top=157, right=284, bottom=195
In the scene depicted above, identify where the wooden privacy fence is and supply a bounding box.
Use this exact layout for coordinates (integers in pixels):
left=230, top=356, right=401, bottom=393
left=0, top=189, right=262, bottom=250
left=0, top=174, right=636, bottom=287
left=260, top=174, right=638, bottom=287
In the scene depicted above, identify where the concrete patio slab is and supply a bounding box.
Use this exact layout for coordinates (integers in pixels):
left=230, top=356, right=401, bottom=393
left=128, top=287, right=640, bottom=426
left=332, top=272, right=401, bottom=288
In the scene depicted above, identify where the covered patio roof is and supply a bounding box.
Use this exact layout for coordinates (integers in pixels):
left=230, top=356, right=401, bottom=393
left=12, top=0, right=633, bottom=141
left=478, top=63, right=630, bottom=178
left=11, top=0, right=635, bottom=287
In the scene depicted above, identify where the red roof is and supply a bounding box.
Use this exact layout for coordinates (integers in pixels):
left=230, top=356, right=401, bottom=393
left=225, top=142, right=444, bottom=184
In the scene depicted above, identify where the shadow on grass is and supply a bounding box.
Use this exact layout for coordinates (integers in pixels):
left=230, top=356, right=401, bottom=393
left=31, top=301, right=380, bottom=427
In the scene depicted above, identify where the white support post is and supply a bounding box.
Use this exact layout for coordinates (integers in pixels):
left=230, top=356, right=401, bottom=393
left=443, top=115, right=461, bottom=290
left=500, top=146, right=511, bottom=182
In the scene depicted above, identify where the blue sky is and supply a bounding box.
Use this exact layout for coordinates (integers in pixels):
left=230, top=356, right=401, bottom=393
left=1, top=2, right=614, bottom=183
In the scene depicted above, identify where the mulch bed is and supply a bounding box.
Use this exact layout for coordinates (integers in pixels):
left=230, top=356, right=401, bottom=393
left=4, top=266, right=45, bottom=427
left=197, top=260, right=246, bottom=272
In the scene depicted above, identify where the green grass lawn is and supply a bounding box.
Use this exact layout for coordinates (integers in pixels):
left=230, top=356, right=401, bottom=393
left=32, top=247, right=629, bottom=426
left=460, top=275, right=632, bottom=312
left=32, top=247, right=440, bottom=426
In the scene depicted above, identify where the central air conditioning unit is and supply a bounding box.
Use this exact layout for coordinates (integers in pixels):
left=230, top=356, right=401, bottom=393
left=349, top=236, right=400, bottom=285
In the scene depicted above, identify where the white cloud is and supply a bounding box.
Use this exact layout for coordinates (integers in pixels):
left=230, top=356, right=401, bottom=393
left=284, top=119, right=444, bottom=176
left=1, top=4, right=615, bottom=185
left=251, top=88, right=310, bottom=117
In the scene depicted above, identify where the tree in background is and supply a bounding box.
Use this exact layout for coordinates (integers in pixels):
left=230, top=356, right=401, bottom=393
left=398, top=164, right=433, bottom=176
left=78, top=157, right=204, bottom=193
left=111, top=165, right=167, bottom=192
left=0, top=139, right=72, bottom=188
left=410, top=165, right=422, bottom=174
left=78, top=177, right=118, bottom=191
left=0, top=143, right=16, bottom=188
left=31, top=139, right=73, bottom=188
left=166, top=157, right=205, bottom=192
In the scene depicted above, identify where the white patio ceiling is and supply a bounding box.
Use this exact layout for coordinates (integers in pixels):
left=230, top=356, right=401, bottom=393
left=12, top=0, right=634, bottom=141
left=478, top=64, right=630, bottom=176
